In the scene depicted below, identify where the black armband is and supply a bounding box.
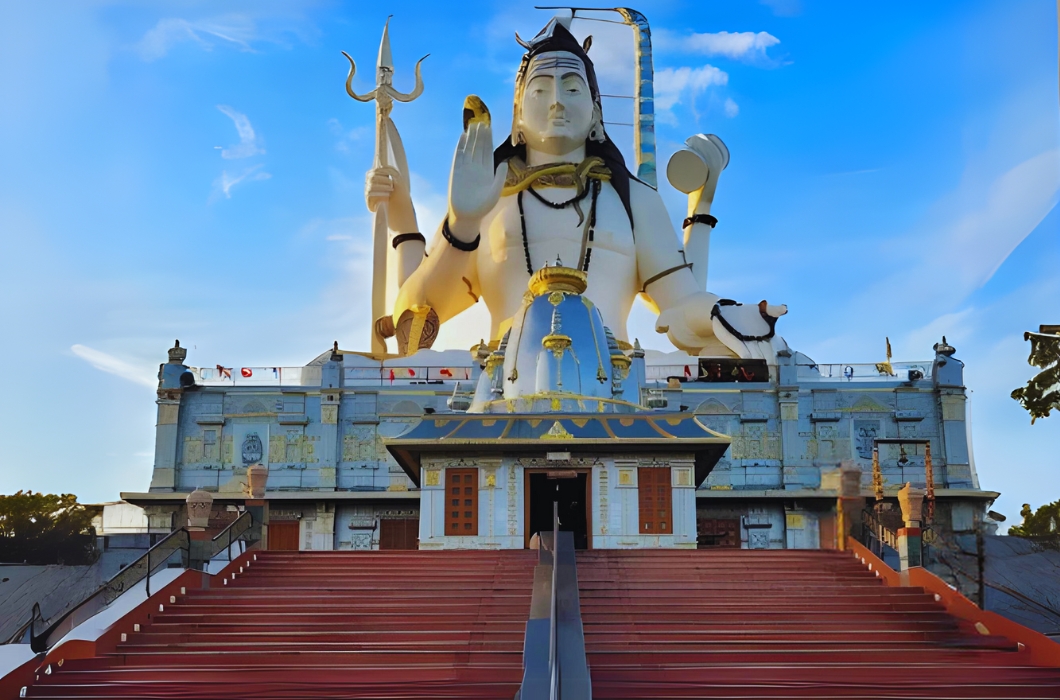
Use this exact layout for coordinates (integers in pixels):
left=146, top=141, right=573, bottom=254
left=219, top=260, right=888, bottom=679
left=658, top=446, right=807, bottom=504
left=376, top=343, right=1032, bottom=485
left=391, top=232, right=426, bottom=249
left=441, top=217, right=480, bottom=252
left=682, top=214, right=718, bottom=229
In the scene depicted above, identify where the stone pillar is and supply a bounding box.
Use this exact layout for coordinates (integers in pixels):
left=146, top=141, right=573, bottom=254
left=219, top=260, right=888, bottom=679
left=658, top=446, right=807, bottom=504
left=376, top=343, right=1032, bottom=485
left=897, top=482, right=925, bottom=570
left=150, top=341, right=190, bottom=491
left=185, top=489, right=213, bottom=570
left=835, top=462, right=863, bottom=551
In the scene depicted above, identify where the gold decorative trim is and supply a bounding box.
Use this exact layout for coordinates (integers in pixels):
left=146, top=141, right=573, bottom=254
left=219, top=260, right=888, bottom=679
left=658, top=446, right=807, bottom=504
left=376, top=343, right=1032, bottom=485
left=528, top=265, right=588, bottom=296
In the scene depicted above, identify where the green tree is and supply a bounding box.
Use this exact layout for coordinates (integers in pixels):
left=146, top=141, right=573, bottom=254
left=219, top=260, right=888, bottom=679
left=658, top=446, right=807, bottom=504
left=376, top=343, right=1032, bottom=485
left=1011, top=327, right=1060, bottom=423
left=0, top=491, right=97, bottom=565
left=1009, top=500, right=1060, bottom=537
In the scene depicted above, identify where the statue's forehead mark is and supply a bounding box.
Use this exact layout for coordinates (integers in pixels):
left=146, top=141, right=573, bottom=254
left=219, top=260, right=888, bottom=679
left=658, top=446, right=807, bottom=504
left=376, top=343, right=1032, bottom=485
left=526, top=71, right=587, bottom=85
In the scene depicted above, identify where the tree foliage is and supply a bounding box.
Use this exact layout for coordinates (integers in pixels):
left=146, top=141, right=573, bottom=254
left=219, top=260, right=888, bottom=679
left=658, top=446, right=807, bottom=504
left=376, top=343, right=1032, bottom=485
left=1011, top=330, right=1060, bottom=423
left=1009, top=500, right=1060, bottom=537
left=0, top=491, right=97, bottom=565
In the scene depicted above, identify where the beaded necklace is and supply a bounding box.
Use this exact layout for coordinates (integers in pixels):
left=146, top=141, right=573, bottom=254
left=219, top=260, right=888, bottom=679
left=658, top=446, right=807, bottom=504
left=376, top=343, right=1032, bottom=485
left=517, top=178, right=601, bottom=276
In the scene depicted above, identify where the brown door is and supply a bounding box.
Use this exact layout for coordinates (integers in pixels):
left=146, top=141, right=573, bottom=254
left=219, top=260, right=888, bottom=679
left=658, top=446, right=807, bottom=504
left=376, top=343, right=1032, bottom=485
left=379, top=519, right=419, bottom=550
left=697, top=518, right=740, bottom=548
left=268, top=520, right=300, bottom=551
left=818, top=513, right=837, bottom=550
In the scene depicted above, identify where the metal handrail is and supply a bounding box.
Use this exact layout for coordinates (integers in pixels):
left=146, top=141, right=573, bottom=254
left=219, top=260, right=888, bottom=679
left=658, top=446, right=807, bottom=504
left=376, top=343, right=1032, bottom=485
left=21, top=527, right=190, bottom=652
left=549, top=501, right=559, bottom=700
left=209, top=510, right=255, bottom=561
left=8, top=511, right=260, bottom=653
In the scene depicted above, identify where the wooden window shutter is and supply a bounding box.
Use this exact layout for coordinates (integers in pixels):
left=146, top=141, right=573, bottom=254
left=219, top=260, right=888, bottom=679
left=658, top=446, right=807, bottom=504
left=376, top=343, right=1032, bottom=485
left=638, top=467, right=673, bottom=535
left=445, top=468, right=478, bottom=536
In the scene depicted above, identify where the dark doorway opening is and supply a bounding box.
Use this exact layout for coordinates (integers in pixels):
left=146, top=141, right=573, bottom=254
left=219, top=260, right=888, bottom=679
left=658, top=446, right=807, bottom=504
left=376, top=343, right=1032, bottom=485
left=528, top=472, right=589, bottom=550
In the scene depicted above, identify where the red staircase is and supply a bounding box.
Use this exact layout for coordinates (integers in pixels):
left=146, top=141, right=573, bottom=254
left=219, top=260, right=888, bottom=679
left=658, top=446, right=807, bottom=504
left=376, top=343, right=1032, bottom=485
left=578, top=549, right=1060, bottom=698
left=23, top=550, right=537, bottom=699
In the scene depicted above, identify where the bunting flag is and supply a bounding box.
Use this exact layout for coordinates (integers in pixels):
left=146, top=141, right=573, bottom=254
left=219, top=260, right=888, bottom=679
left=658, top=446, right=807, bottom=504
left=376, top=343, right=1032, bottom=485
left=216, top=365, right=232, bottom=379
left=684, top=365, right=693, bottom=379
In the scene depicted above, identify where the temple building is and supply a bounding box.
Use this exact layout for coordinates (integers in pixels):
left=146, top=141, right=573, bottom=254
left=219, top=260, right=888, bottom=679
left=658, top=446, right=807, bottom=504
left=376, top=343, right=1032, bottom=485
left=123, top=274, right=987, bottom=556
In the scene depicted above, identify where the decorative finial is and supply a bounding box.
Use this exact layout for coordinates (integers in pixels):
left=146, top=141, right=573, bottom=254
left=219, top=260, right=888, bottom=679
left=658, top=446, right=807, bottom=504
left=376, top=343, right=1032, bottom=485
left=168, top=339, right=188, bottom=365
left=933, top=336, right=956, bottom=357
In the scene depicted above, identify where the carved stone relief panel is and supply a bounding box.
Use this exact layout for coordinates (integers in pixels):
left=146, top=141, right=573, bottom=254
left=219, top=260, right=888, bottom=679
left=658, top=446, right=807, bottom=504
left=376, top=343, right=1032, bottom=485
left=507, top=461, right=519, bottom=536
left=183, top=437, right=204, bottom=464
left=854, top=420, right=880, bottom=460
left=232, top=425, right=268, bottom=467
left=321, top=405, right=338, bottom=425
left=730, top=426, right=781, bottom=460
left=351, top=533, right=373, bottom=550
left=343, top=425, right=379, bottom=462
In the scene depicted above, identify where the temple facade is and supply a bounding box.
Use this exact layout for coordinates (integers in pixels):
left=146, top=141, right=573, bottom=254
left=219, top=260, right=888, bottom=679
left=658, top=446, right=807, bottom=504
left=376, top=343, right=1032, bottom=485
left=125, top=297, right=989, bottom=554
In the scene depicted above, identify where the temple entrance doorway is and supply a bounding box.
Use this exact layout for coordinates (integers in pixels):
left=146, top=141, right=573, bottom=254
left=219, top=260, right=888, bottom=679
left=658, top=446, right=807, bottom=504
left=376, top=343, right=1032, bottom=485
left=525, top=470, right=590, bottom=550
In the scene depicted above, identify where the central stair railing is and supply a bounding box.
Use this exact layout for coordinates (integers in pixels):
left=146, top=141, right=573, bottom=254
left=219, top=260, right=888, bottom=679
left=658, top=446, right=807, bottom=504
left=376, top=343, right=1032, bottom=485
left=517, top=502, right=591, bottom=699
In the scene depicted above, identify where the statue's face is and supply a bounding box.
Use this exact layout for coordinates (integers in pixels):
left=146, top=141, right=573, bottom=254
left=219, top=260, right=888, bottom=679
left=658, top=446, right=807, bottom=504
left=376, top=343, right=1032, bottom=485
left=518, top=52, right=596, bottom=156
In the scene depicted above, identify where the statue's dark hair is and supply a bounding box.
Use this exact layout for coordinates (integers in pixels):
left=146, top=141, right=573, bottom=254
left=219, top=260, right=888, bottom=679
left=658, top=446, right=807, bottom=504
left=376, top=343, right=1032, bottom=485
left=494, top=21, right=635, bottom=228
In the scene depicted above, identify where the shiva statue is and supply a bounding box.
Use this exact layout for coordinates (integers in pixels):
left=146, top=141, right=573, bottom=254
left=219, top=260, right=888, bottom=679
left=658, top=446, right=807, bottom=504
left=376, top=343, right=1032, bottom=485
left=368, top=18, right=787, bottom=360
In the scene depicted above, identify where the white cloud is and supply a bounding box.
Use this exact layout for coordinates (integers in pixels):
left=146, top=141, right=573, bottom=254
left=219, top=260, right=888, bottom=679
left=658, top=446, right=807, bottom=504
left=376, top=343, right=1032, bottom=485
left=863, top=148, right=1060, bottom=312
left=943, top=149, right=1060, bottom=290
left=724, top=98, right=740, bottom=117
left=662, top=30, right=781, bottom=62
left=214, top=164, right=271, bottom=198
left=217, top=105, right=264, bottom=159
left=654, top=65, right=729, bottom=124
left=71, top=345, right=157, bottom=388
left=136, top=16, right=257, bottom=61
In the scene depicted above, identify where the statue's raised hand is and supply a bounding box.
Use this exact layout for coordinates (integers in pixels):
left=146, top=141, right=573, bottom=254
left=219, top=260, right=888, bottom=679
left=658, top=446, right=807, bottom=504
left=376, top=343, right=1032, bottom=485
left=447, top=121, right=508, bottom=242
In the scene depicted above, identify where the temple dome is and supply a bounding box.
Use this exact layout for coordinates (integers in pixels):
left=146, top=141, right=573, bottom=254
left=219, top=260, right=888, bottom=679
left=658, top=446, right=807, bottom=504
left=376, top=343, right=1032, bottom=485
left=468, top=262, right=642, bottom=413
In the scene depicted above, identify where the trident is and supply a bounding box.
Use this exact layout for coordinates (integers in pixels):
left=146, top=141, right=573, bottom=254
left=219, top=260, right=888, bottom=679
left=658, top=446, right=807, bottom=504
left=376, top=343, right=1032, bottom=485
left=342, top=17, right=427, bottom=356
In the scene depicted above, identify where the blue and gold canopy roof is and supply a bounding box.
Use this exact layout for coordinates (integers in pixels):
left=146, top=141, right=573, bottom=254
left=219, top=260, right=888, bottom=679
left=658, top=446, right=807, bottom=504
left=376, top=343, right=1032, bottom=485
left=385, top=412, right=730, bottom=488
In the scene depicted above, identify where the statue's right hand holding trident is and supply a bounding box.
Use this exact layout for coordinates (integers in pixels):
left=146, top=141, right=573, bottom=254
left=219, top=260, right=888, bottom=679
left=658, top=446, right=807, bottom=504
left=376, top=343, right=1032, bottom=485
left=342, top=17, right=426, bottom=355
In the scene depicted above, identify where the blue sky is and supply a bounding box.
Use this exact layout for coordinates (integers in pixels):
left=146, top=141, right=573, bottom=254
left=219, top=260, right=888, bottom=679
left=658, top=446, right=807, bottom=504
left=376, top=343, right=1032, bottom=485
left=0, top=0, right=1056, bottom=522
